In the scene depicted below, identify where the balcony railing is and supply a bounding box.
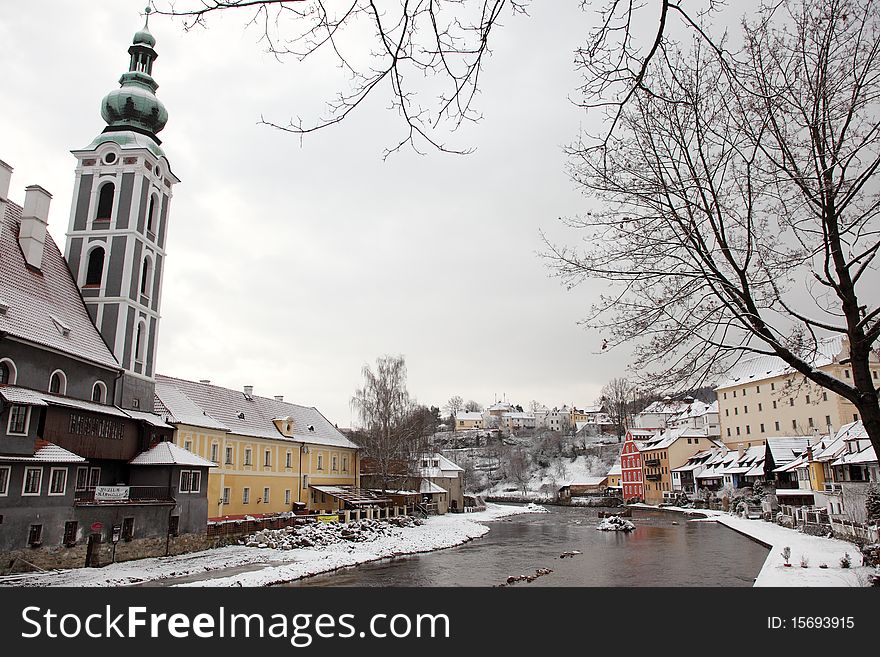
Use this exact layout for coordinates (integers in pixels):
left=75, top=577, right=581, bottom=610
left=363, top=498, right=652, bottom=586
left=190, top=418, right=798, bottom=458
left=645, top=458, right=661, bottom=467
left=824, top=482, right=842, bottom=494
left=645, top=472, right=662, bottom=481
left=74, top=486, right=174, bottom=504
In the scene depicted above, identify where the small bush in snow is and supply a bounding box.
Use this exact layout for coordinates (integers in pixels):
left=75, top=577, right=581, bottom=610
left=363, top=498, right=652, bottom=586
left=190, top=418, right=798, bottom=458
left=781, top=546, right=791, bottom=565
left=840, top=553, right=852, bottom=569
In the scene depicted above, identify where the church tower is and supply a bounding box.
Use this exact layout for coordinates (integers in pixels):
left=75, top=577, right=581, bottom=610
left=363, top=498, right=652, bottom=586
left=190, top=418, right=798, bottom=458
left=64, top=10, right=179, bottom=411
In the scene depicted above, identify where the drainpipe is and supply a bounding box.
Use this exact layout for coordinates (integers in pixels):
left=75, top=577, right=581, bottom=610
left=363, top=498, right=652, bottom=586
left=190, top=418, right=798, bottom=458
left=165, top=466, right=174, bottom=556
left=298, top=443, right=303, bottom=503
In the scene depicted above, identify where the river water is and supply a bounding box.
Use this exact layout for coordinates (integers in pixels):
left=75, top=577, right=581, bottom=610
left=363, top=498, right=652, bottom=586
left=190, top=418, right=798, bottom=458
left=281, top=506, right=768, bottom=587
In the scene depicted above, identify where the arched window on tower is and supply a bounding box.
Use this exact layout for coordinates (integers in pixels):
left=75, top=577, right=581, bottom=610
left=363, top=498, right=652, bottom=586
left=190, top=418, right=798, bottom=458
left=85, top=247, right=105, bottom=287
left=140, top=257, right=153, bottom=299
left=147, top=194, right=157, bottom=235
left=96, top=182, right=115, bottom=222
left=135, top=322, right=146, bottom=364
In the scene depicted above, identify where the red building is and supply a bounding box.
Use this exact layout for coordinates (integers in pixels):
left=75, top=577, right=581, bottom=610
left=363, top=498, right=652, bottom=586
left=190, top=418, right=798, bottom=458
left=620, top=429, right=655, bottom=501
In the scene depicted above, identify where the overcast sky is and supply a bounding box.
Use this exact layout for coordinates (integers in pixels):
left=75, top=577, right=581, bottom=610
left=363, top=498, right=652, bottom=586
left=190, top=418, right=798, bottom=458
left=0, top=1, right=668, bottom=425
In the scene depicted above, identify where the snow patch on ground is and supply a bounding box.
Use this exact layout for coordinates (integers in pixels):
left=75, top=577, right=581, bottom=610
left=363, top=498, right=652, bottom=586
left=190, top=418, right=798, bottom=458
left=0, top=503, right=536, bottom=588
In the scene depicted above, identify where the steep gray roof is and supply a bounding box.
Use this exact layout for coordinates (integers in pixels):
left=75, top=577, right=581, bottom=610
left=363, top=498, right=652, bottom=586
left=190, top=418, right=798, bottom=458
left=0, top=201, right=119, bottom=371
left=154, top=374, right=358, bottom=449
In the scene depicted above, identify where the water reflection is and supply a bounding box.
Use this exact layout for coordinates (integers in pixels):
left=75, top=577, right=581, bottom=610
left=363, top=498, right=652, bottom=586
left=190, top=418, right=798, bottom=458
left=282, top=506, right=768, bottom=587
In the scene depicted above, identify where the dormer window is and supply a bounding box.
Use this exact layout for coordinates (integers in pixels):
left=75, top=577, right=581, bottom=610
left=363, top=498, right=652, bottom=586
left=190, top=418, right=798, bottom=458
left=50, top=315, right=71, bottom=337
left=0, top=359, right=15, bottom=385
left=91, top=381, right=107, bottom=403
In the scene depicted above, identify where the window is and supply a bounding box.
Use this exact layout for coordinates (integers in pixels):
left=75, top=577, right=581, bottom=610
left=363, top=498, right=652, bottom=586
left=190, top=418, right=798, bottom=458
left=22, top=467, right=42, bottom=496
left=771, top=382, right=775, bottom=391
left=742, top=388, right=747, bottom=396
left=63, top=521, right=78, bottom=547
left=773, top=400, right=777, bottom=409
left=723, top=392, right=727, bottom=400
left=222, top=487, right=230, bottom=505
left=823, top=392, right=828, bottom=402
left=122, top=517, right=135, bottom=541
left=808, top=417, right=814, bottom=428
left=225, top=446, right=233, bottom=465
left=744, top=406, right=748, bottom=414
left=75, top=467, right=88, bottom=492
left=332, top=456, right=338, bottom=472
left=263, top=487, right=270, bottom=504
left=48, top=468, right=67, bottom=496
left=96, top=182, right=115, bottom=221
left=789, top=398, right=794, bottom=407
left=0, top=466, right=9, bottom=496
left=179, top=470, right=201, bottom=493
left=286, top=451, right=292, bottom=468
left=317, top=454, right=323, bottom=470
left=725, top=409, right=729, bottom=417
left=854, top=413, right=859, bottom=422
left=244, top=448, right=252, bottom=466
left=264, top=449, right=271, bottom=467
left=91, top=381, right=107, bottom=403
left=49, top=370, right=67, bottom=395
left=0, top=359, right=15, bottom=385
left=184, top=439, right=192, bottom=452
left=844, top=369, right=850, bottom=379
left=746, top=425, right=751, bottom=435
left=28, top=524, right=43, bottom=547
left=736, top=427, right=740, bottom=436
left=733, top=390, right=737, bottom=398
left=302, top=475, right=309, bottom=489
left=342, top=457, right=348, bottom=472
left=726, top=428, right=731, bottom=437
left=147, top=194, right=157, bottom=234
left=806, top=395, right=811, bottom=405
left=140, top=257, right=153, bottom=298
left=760, top=423, right=765, bottom=432
left=88, top=467, right=101, bottom=489
left=7, top=404, right=29, bottom=435
left=792, top=419, right=797, bottom=429
left=758, top=403, right=762, bottom=411
left=210, top=443, right=219, bottom=463
left=734, top=408, right=738, bottom=416
left=242, top=487, right=250, bottom=504
left=756, top=386, right=761, bottom=393
left=775, top=421, right=780, bottom=431
left=826, top=415, right=831, bottom=427
left=85, top=247, right=105, bottom=286
left=285, top=489, right=291, bottom=505
left=135, top=322, right=146, bottom=363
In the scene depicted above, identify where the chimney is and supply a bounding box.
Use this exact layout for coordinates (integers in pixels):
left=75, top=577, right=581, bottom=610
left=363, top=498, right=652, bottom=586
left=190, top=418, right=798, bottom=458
left=0, top=160, right=12, bottom=232
left=19, top=185, right=52, bottom=270
left=243, top=385, right=254, bottom=397
left=274, top=395, right=284, bottom=402
left=737, top=442, right=745, bottom=459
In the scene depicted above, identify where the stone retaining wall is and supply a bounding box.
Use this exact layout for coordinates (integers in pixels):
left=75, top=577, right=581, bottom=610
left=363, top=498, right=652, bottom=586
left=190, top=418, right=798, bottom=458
left=1, top=532, right=220, bottom=575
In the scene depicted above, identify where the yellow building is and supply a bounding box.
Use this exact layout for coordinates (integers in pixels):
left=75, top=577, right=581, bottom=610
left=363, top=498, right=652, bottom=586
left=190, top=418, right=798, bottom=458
left=640, top=428, right=723, bottom=505
left=155, top=375, right=359, bottom=519
left=455, top=411, right=484, bottom=431
left=716, top=337, right=879, bottom=449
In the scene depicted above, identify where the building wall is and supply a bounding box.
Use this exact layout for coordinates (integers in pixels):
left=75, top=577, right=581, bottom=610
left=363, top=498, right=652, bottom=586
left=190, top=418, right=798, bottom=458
left=172, top=424, right=358, bottom=518
left=0, top=336, right=118, bottom=404
left=641, top=438, right=708, bottom=505
left=717, top=364, right=879, bottom=448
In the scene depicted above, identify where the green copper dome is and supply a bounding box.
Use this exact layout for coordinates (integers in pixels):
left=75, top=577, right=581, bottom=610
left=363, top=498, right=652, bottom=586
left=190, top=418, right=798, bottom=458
left=100, top=13, right=167, bottom=139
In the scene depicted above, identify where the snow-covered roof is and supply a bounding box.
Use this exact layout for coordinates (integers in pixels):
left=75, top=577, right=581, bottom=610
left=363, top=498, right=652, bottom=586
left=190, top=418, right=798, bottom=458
left=766, top=437, right=812, bottom=466
left=641, top=427, right=715, bottom=451
left=0, top=200, right=121, bottom=371
left=606, top=463, right=622, bottom=476
left=831, top=444, right=878, bottom=467
left=419, top=453, right=464, bottom=478
left=0, top=442, right=86, bottom=463
left=155, top=375, right=358, bottom=449
left=565, top=476, right=608, bottom=487
left=129, top=441, right=216, bottom=467
left=716, top=336, right=848, bottom=389
left=420, top=480, right=448, bottom=494
left=455, top=411, right=484, bottom=422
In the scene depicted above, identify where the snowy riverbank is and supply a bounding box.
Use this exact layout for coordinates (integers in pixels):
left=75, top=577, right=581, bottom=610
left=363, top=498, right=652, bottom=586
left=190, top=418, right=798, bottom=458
left=633, top=504, right=875, bottom=587
left=0, top=503, right=542, bottom=588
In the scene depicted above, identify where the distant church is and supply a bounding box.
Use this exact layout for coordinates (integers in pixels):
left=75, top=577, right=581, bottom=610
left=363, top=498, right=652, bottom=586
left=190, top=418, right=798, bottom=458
left=0, top=14, right=212, bottom=572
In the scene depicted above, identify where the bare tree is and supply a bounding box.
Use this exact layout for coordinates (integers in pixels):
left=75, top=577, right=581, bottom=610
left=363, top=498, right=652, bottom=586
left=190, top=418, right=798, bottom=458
left=544, top=0, right=880, bottom=452
left=464, top=399, right=483, bottom=412
left=351, top=354, right=424, bottom=491
left=151, top=1, right=726, bottom=155
left=443, top=395, right=464, bottom=431
left=601, top=377, right=634, bottom=441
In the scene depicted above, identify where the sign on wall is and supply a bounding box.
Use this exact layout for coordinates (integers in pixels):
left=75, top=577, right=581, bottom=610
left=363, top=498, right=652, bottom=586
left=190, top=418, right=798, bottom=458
left=94, top=485, right=130, bottom=501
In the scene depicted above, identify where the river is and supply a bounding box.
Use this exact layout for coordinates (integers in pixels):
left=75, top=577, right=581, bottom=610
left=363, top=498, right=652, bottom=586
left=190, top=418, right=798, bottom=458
left=280, top=506, right=768, bottom=587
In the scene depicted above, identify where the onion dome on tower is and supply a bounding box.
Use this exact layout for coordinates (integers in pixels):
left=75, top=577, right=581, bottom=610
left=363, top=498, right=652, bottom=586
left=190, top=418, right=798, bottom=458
left=100, top=7, right=168, bottom=142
